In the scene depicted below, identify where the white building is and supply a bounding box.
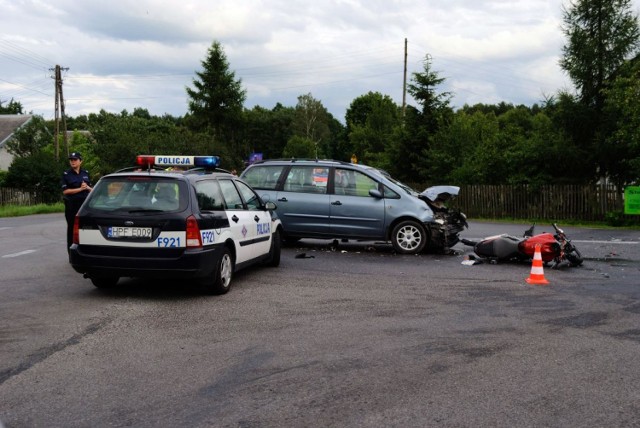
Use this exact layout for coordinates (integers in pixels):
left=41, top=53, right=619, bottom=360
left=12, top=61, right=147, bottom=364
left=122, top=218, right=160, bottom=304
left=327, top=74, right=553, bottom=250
left=0, top=115, right=33, bottom=171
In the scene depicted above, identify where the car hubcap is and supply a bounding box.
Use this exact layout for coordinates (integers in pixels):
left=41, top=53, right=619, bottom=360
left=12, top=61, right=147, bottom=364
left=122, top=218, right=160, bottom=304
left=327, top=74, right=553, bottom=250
left=397, top=225, right=422, bottom=250
left=220, top=254, right=232, bottom=287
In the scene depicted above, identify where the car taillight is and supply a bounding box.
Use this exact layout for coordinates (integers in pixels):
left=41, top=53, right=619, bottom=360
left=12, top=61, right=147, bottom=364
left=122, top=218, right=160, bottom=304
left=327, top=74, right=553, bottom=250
left=186, top=215, right=202, bottom=248
left=72, top=215, right=80, bottom=244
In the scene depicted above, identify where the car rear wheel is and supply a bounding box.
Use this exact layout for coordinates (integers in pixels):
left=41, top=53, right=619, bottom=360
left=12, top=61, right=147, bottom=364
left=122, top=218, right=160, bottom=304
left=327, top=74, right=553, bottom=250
left=205, top=247, right=234, bottom=295
left=391, top=220, right=427, bottom=254
left=90, top=276, right=119, bottom=288
left=282, top=235, right=301, bottom=246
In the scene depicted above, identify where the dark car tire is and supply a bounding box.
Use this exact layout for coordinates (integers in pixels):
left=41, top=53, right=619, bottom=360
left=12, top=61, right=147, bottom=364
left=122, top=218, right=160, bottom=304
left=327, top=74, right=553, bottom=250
left=204, top=247, right=234, bottom=295
left=264, top=229, right=281, bottom=267
left=282, top=235, right=301, bottom=246
left=391, top=220, right=427, bottom=255
left=90, top=276, right=119, bottom=288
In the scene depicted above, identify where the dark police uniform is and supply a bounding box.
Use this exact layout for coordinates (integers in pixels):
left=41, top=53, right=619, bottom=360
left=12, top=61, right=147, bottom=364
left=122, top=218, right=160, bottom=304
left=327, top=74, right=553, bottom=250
left=61, top=153, right=91, bottom=251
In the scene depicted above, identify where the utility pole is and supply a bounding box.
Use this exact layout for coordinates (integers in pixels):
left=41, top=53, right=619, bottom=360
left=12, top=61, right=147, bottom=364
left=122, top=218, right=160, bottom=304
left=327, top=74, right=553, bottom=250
left=51, top=65, right=69, bottom=161
left=402, top=38, right=407, bottom=121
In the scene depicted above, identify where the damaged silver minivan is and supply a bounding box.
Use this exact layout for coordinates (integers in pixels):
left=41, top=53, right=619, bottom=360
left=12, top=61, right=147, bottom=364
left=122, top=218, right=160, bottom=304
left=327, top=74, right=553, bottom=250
left=241, top=159, right=467, bottom=255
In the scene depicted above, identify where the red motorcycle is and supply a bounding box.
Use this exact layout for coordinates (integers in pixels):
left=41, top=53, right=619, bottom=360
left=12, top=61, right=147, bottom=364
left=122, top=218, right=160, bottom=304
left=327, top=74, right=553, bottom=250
left=461, top=223, right=583, bottom=268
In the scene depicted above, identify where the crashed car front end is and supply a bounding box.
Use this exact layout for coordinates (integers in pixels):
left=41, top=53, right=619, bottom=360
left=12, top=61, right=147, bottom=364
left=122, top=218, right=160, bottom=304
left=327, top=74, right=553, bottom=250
left=420, top=186, right=468, bottom=253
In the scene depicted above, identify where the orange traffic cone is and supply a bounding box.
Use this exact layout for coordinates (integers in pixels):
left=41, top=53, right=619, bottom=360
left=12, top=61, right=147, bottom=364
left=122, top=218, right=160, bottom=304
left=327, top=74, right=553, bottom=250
left=526, top=243, right=549, bottom=285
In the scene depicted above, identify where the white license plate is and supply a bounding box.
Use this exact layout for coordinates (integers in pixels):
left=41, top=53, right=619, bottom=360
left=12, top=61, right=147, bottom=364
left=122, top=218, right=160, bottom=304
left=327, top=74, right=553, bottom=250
left=107, top=227, right=152, bottom=238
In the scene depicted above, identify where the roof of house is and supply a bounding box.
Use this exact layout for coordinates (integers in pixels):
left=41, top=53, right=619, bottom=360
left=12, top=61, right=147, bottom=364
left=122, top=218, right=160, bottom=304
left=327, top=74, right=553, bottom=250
left=0, top=114, right=33, bottom=147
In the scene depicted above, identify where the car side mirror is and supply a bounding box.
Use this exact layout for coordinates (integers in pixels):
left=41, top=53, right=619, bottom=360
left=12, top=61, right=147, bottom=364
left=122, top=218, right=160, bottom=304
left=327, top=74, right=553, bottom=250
left=264, top=201, right=277, bottom=210
left=369, top=189, right=383, bottom=199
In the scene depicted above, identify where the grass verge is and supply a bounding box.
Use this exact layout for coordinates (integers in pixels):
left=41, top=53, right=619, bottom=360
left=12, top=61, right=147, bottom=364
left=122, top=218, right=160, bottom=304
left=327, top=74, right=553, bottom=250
left=0, top=203, right=64, bottom=218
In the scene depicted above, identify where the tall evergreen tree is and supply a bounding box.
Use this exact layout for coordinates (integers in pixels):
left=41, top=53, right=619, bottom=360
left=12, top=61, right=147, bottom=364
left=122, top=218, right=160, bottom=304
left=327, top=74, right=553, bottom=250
left=560, top=0, right=640, bottom=113
left=559, top=0, right=639, bottom=182
left=185, top=41, right=246, bottom=141
left=396, top=55, right=452, bottom=183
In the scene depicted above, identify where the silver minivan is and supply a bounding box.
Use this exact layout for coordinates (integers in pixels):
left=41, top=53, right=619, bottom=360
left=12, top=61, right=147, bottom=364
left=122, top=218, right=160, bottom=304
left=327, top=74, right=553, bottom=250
left=241, top=159, right=467, bottom=255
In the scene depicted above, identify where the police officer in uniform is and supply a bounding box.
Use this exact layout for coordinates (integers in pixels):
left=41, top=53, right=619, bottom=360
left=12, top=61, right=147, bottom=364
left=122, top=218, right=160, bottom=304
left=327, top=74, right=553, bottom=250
left=61, top=152, right=92, bottom=251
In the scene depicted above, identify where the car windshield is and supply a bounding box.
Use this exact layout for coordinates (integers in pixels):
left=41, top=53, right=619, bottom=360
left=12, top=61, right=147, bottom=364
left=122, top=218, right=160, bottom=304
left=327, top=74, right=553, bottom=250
left=364, top=166, right=417, bottom=196
left=87, top=177, right=188, bottom=213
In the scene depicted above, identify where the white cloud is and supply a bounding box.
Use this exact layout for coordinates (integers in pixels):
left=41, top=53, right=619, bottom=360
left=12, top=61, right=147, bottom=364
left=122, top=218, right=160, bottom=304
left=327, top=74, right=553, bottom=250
left=1, top=0, right=639, bottom=120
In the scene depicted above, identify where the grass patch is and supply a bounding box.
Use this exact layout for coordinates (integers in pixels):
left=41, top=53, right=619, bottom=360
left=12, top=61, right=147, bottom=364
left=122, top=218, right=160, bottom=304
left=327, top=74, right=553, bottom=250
left=0, top=203, right=64, bottom=217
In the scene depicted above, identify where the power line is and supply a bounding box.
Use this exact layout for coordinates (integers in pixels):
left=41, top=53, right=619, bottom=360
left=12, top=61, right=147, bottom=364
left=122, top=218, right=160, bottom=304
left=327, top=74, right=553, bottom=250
left=0, top=38, right=53, bottom=70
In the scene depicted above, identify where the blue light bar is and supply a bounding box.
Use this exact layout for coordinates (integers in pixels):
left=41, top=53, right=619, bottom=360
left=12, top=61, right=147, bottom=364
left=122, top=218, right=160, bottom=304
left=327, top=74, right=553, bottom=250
left=194, top=156, right=220, bottom=168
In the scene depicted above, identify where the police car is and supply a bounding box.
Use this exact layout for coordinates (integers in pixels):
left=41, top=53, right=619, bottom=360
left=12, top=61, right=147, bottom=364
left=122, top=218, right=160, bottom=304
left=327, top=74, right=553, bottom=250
left=68, top=155, right=282, bottom=294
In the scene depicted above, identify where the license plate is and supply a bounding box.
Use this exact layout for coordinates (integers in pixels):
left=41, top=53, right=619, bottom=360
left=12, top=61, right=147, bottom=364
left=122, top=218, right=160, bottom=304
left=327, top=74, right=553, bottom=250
left=107, top=226, right=152, bottom=239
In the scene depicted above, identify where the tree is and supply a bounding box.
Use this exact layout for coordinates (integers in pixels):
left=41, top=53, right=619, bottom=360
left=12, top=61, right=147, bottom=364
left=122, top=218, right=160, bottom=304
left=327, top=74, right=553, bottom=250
left=185, top=41, right=246, bottom=139
left=0, top=98, right=24, bottom=114
left=602, top=56, right=640, bottom=185
left=345, top=92, right=400, bottom=168
left=282, top=135, right=316, bottom=158
left=86, top=109, right=210, bottom=175
left=395, top=56, right=453, bottom=183
left=559, top=0, right=639, bottom=182
left=291, top=93, right=331, bottom=158
left=242, top=104, right=295, bottom=160
left=560, top=0, right=640, bottom=112
left=6, top=115, right=52, bottom=158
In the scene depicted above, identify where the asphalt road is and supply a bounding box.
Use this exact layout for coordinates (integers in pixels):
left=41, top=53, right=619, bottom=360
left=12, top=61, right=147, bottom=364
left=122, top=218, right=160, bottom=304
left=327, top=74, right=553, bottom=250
left=1, top=214, right=640, bottom=427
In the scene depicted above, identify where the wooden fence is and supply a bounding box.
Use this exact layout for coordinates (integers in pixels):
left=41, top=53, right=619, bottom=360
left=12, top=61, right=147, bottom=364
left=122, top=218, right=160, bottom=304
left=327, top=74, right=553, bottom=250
left=450, top=184, right=624, bottom=221
left=0, top=187, right=45, bottom=206
left=0, top=184, right=629, bottom=221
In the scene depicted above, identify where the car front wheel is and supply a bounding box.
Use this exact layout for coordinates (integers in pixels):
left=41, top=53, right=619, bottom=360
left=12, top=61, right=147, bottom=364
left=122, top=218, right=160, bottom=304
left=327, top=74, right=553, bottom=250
left=391, top=220, right=427, bottom=254
left=264, top=229, right=281, bottom=267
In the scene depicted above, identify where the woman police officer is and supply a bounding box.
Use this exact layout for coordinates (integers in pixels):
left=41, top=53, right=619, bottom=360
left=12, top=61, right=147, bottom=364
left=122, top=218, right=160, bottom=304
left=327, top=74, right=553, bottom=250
left=61, top=152, right=92, bottom=252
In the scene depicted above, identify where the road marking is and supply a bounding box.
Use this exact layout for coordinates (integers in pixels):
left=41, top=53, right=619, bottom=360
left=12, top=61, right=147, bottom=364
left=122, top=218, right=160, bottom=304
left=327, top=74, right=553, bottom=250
left=0, top=227, right=11, bottom=231
left=464, top=239, right=638, bottom=245
left=573, top=240, right=639, bottom=245
left=2, top=250, right=37, bottom=258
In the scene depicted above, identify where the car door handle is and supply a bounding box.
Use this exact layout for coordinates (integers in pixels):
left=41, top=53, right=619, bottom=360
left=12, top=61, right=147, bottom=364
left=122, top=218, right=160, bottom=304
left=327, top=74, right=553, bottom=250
left=277, top=197, right=288, bottom=202
left=254, top=215, right=260, bottom=222
left=231, top=215, right=239, bottom=223
left=331, top=201, right=342, bottom=206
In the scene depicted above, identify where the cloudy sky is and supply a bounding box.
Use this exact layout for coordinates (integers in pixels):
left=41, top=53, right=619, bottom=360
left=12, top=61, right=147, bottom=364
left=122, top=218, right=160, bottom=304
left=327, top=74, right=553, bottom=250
left=1, top=0, right=638, bottom=122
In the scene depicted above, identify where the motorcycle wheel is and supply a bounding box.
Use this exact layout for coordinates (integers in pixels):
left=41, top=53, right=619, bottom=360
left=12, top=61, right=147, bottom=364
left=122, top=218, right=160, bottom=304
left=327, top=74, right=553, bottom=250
left=566, top=248, right=583, bottom=266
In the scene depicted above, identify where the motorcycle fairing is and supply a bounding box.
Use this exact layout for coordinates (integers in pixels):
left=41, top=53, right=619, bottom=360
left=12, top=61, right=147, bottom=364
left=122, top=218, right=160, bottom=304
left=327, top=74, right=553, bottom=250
left=475, top=234, right=522, bottom=260
left=519, top=233, right=562, bottom=262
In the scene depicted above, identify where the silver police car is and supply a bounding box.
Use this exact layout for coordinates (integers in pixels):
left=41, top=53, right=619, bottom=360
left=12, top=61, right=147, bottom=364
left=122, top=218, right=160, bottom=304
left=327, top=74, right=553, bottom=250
left=240, top=159, right=467, bottom=255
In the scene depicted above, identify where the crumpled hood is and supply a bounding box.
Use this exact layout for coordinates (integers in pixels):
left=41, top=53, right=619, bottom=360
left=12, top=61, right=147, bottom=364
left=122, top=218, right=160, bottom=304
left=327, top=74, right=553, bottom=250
left=420, top=186, right=460, bottom=202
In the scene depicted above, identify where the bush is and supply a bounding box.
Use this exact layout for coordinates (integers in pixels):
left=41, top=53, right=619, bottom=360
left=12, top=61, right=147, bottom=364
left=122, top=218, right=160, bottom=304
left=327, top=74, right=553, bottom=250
left=4, top=152, right=65, bottom=204
left=605, top=210, right=640, bottom=227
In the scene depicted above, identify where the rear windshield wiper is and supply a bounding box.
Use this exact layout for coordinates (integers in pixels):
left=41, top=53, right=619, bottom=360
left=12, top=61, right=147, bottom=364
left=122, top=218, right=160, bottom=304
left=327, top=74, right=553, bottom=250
left=128, top=209, right=164, bottom=213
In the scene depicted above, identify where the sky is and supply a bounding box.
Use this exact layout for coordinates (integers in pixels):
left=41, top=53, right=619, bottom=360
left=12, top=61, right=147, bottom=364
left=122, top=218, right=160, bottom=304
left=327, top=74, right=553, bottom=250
left=1, top=0, right=638, bottom=123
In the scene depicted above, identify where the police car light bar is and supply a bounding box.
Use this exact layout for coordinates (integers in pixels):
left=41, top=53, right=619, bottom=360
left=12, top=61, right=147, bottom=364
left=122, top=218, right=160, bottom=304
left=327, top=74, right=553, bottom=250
left=136, top=155, right=221, bottom=169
